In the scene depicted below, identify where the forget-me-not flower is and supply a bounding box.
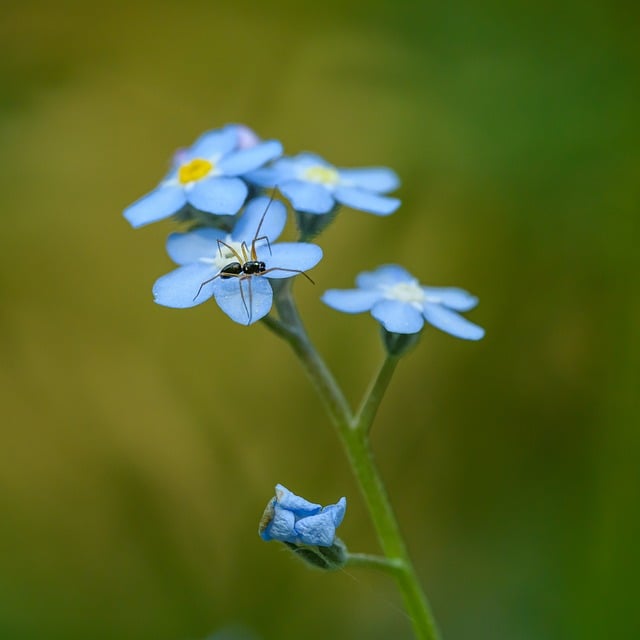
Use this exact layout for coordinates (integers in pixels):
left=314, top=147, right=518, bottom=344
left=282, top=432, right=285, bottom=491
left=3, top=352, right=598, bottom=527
left=259, top=484, right=347, bottom=547
left=152, top=196, right=323, bottom=325
left=247, top=152, right=400, bottom=215
left=123, top=125, right=283, bottom=228
left=322, top=264, right=485, bottom=339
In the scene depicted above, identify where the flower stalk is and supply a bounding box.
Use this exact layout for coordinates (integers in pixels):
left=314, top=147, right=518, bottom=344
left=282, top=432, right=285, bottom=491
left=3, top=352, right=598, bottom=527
left=265, top=281, right=441, bottom=640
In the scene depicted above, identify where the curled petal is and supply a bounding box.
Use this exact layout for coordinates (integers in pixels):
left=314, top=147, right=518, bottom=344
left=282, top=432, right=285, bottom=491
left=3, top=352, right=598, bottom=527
left=187, top=176, right=247, bottom=215
left=422, top=302, right=485, bottom=340
left=371, top=299, right=425, bottom=334
left=422, top=287, right=479, bottom=311
left=279, top=180, right=334, bottom=214
left=338, top=167, right=400, bottom=193
left=355, top=264, right=415, bottom=290
left=218, top=140, right=283, bottom=176
left=166, top=228, right=225, bottom=265
left=232, top=196, right=287, bottom=246
left=275, top=484, right=322, bottom=516
left=262, top=504, right=297, bottom=542
left=153, top=263, right=218, bottom=308
left=295, top=512, right=336, bottom=547
left=123, top=185, right=186, bottom=228
left=322, top=289, right=381, bottom=313
left=264, top=243, right=323, bottom=278
left=212, top=276, right=272, bottom=325
left=334, top=186, right=400, bottom=216
left=323, top=497, right=347, bottom=527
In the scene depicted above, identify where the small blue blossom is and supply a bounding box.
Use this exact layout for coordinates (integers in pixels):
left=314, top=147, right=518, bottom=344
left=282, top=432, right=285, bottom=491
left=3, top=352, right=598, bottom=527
left=322, top=264, right=485, bottom=339
left=152, top=196, right=323, bottom=325
left=247, top=152, right=400, bottom=216
left=259, top=484, right=346, bottom=547
left=123, top=124, right=283, bottom=228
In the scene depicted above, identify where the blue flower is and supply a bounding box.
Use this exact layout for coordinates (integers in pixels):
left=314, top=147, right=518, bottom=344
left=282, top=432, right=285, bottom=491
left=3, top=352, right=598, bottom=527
left=259, top=484, right=347, bottom=547
left=123, top=125, right=283, bottom=228
left=322, top=264, right=485, bottom=339
left=152, top=196, right=323, bottom=325
left=247, top=152, right=400, bottom=215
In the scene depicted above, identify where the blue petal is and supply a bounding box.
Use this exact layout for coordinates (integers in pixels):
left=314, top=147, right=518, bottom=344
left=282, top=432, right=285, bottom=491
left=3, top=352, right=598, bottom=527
left=422, top=303, right=485, bottom=340
left=244, top=167, right=280, bottom=187
left=371, top=300, right=425, bottom=334
left=218, top=140, right=283, bottom=176
left=275, top=484, right=322, bottom=516
left=187, top=126, right=238, bottom=160
left=279, top=180, right=334, bottom=214
left=294, top=512, right=336, bottom=547
left=212, top=275, right=272, bottom=325
left=232, top=196, right=286, bottom=246
left=355, top=265, right=416, bottom=290
left=187, top=176, right=248, bottom=215
left=334, top=186, right=400, bottom=216
left=291, top=152, right=332, bottom=171
left=166, top=228, right=226, bottom=265
left=322, top=289, right=382, bottom=313
left=153, top=263, right=218, bottom=308
left=263, top=504, right=297, bottom=542
left=264, top=243, right=323, bottom=278
left=123, top=185, right=186, bottom=228
left=422, top=287, right=479, bottom=311
left=338, top=167, right=400, bottom=193
left=322, top=497, right=347, bottom=527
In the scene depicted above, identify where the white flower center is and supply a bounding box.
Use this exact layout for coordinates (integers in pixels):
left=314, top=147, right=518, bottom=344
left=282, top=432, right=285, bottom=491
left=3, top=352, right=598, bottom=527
left=200, top=238, right=248, bottom=270
left=381, top=280, right=426, bottom=309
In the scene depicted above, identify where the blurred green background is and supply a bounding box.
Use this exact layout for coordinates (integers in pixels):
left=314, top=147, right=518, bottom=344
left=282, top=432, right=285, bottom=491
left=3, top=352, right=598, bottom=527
left=1, top=1, right=638, bottom=638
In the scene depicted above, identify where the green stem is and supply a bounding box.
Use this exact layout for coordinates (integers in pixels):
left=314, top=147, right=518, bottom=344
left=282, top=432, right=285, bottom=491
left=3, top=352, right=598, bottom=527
left=263, top=282, right=441, bottom=640
left=346, top=552, right=404, bottom=576
left=354, top=354, right=400, bottom=435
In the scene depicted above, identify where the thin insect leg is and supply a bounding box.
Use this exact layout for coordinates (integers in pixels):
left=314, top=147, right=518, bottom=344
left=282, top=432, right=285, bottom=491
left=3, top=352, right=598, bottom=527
left=193, top=272, right=224, bottom=301
left=217, top=239, right=244, bottom=263
left=250, top=190, right=278, bottom=259
left=261, top=267, right=315, bottom=284
left=252, top=235, right=272, bottom=259
left=238, top=275, right=251, bottom=322
left=240, top=241, right=250, bottom=262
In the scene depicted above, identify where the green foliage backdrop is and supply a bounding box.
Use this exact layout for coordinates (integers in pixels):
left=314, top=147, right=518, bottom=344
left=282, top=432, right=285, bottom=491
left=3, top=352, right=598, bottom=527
left=1, top=1, right=638, bottom=638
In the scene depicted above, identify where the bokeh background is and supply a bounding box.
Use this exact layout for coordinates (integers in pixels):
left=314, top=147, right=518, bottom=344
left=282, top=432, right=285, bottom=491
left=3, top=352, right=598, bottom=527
left=1, top=1, right=638, bottom=639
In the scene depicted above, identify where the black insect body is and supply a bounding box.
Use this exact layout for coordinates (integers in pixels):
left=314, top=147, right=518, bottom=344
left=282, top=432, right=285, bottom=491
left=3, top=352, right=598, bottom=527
left=193, top=196, right=313, bottom=323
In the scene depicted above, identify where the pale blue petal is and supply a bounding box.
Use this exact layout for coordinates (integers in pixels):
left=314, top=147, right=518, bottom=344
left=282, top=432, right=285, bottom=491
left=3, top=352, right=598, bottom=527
left=187, top=176, right=247, bottom=215
left=422, top=303, right=484, bottom=340
left=371, top=300, right=425, bottom=334
left=123, top=185, right=186, bottom=228
left=338, top=167, right=400, bottom=193
left=166, top=228, right=225, bottom=265
left=212, top=275, right=272, bottom=325
left=244, top=167, right=280, bottom=187
left=264, top=243, right=323, bottom=278
left=232, top=196, right=286, bottom=246
left=422, top=287, right=479, bottom=311
left=334, top=186, right=400, bottom=216
left=153, top=263, right=218, bottom=308
left=264, top=505, right=296, bottom=542
left=279, top=180, right=334, bottom=214
left=322, top=289, right=382, bottom=313
left=322, top=497, right=347, bottom=527
left=356, top=265, right=416, bottom=290
left=187, top=126, right=237, bottom=160
left=292, top=152, right=332, bottom=170
left=295, top=512, right=336, bottom=547
left=218, top=140, right=283, bottom=176
left=276, top=484, right=322, bottom=515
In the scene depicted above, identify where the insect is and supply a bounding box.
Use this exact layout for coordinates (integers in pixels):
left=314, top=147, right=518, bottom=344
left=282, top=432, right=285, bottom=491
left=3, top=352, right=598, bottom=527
left=193, top=194, right=314, bottom=323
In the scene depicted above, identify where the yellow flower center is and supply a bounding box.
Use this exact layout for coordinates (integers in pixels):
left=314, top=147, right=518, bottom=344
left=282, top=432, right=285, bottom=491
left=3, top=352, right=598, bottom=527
left=178, top=158, right=213, bottom=184
left=383, top=281, right=426, bottom=306
left=303, top=165, right=340, bottom=186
